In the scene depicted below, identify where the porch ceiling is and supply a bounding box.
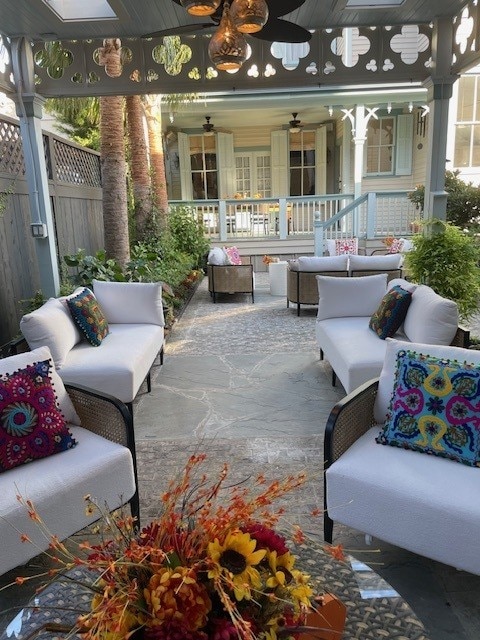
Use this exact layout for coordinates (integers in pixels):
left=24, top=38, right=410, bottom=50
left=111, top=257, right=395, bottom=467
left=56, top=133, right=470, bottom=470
left=0, top=0, right=470, bottom=41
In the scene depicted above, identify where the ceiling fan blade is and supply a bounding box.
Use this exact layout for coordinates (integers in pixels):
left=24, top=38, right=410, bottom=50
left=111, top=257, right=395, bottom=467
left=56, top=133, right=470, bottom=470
left=143, top=23, right=212, bottom=38
left=266, top=0, right=307, bottom=19
left=251, top=18, right=311, bottom=43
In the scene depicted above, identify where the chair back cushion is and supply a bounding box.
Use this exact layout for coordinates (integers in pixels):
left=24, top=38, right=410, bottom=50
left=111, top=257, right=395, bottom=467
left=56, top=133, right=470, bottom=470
left=374, top=338, right=480, bottom=423
left=349, top=253, right=403, bottom=272
left=20, top=298, right=81, bottom=370
left=316, top=273, right=387, bottom=321
left=403, top=285, right=458, bottom=345
left=93, top=280, right=165, bottom=327
left=297, top=255, right=348, bottom=272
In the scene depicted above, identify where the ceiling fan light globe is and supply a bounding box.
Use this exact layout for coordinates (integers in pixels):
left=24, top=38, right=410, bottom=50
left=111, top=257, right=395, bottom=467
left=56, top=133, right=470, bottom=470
left=290, top=127, right=301, bottom=133
left=230, top=0, right=269, bottom=34
left=180, top=0, right=221, bottom=16
left=208, top=4, right=248, bottom=71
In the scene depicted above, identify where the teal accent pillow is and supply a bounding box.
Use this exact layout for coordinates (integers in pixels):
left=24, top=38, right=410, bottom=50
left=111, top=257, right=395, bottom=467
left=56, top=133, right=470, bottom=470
left=376, top=349, right=480, bottom=467
left=369, top=285, right=412, bottom=339
left=67, top=288, right=109, bottom=346
left=0, top=359, right=77, bottom=472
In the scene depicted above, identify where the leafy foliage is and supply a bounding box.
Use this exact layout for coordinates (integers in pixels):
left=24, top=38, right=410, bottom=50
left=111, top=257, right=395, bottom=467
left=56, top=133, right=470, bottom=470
left=164, top=205, right=210, bottom=270
left=408, top=170, right=480, bottom=228
left=404, top=219, right=480, bottom=320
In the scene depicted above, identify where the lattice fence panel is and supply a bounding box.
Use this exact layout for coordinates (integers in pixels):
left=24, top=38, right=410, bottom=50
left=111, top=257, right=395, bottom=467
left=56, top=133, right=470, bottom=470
left=53, top=139, right=101, bottom=187
left=0, top=120, right=25, bottom=176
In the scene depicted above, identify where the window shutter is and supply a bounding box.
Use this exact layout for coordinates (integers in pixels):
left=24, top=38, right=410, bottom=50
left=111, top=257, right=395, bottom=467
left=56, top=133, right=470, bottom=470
left=316, top=126, right=327, bottom=194
left=395, top=114, right=413, bottom=175
left=178, top=132, right=193, bottom=200
left=216, top=132, right=235, bottom=198
left=271, top=129, right=288, bottom=196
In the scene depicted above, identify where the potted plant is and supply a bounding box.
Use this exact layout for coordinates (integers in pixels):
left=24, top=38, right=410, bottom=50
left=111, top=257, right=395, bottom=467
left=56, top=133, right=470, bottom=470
left=404, top=218, right=480, bottom=321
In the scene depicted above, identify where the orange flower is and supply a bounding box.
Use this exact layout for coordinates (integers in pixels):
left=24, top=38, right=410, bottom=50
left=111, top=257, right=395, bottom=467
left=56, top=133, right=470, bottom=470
left=325, top=544, right=345, bottom=561
left=144, top=566, right=211, bottom=631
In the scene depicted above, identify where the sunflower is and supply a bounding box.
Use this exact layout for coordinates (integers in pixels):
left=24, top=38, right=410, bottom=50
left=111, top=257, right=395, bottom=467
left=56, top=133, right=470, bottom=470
left=208, top=530, right=267, bottom=600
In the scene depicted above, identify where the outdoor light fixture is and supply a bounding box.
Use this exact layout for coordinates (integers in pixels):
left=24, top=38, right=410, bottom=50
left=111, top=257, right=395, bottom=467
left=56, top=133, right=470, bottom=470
left=180, top=0, right=221, bottom=16
left=208, top=2, right=248, bottom=71
left=230, top=0, right=268, bottom=33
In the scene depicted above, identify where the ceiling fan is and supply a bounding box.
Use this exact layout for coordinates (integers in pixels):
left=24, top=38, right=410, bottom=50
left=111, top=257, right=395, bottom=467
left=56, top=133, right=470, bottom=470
left=144, top=0, right=311, bottom=43
left=289, top=113, right=303, bottom=133
left=203, top=116, right=216, bottom=135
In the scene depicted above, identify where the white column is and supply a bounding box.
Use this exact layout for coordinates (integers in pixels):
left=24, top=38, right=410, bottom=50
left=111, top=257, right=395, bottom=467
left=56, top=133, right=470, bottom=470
left=423, top=18, right=457, bottom=223
left=11, top=37, right=60, bottom=297
left=353, top=104, right=367, bottom=200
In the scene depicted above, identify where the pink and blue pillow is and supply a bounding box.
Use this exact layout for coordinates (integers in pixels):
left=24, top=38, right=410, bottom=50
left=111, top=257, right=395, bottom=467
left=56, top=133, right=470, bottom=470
left=376, top=349, right=480, bottom=467
left=0, top=359, right=77, bottom=472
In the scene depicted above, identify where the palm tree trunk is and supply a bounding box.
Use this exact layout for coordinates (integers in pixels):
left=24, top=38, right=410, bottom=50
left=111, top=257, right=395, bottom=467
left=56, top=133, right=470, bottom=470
left=126, top=95, right=152, bottom=240
left=144, top=97, right=168, bottom=229
left=99, top=39, right=130, bottom=267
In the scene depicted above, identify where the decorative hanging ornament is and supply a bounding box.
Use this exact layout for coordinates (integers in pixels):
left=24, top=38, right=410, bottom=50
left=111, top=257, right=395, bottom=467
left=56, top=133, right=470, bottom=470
left=208, top=2, right=248, bottom=71
left=180, top=0, right=221, bottom=16
left=230, top=0, right=269, bottom=34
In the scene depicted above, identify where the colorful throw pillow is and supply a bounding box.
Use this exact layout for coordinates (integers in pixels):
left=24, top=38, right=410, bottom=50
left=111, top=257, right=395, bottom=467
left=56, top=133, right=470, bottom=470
left=387, top=238, right=404, bottom=254
left=0, top=359, right=77, bottom=472
left=369, top=285, right=412, bottom=339
left=67, top=288, right=109, bottom=346
left=224, top=246, right=242, bottom=265
left=335, top=238, right=358, bottom=255
left=376, top=349, right=480, bottom=466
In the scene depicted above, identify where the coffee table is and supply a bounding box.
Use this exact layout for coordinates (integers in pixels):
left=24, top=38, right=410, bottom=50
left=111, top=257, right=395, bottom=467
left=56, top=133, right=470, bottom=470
left=1, top=547, right=429, bottom=640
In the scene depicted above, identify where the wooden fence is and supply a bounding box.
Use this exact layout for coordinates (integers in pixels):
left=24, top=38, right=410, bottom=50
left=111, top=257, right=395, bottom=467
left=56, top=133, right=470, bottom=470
left=0, top=115, right=103, bottom=345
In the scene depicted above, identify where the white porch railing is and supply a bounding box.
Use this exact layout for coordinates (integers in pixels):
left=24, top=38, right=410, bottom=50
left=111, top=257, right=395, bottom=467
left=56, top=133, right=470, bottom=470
left=169, top=190, right=419, bottom=249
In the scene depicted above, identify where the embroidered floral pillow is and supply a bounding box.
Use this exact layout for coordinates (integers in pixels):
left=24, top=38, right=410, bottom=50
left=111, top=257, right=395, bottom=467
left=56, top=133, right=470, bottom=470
left=224, top=246, right=242, bottom=265
left=369, top=285, right=412, bottom=339
left=0, top=359, right=77, bottom=472
left=376, top=350, right=480, bottom=466
left=387, top=238, right=404, bottom=254
left=335, top=238, right=358, bottom=255
left=67, top=288, right=109, bottom=346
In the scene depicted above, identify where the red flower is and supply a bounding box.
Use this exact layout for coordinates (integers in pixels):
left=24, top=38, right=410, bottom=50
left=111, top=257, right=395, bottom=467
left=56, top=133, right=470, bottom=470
left=242, top=522, right=289, bottom=555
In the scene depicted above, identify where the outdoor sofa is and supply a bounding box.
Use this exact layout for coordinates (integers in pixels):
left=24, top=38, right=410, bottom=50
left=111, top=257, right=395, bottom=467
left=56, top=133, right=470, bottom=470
left=315, top=273, right=469, bottom=394
left=17, top=280, right=165, bottom=415
left=0, top=346, right=138, bottom=576
left=324, top=338, right=480, bottom=575
left=287, top=254, right=403, bottom=315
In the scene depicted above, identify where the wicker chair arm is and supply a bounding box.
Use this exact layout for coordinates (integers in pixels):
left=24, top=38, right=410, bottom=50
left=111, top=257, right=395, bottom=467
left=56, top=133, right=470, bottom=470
left=65, top=383, right=140, bottom=524
left=450, top=326, right=470, bottom=348
left=324, top=378, right=379, bottom=469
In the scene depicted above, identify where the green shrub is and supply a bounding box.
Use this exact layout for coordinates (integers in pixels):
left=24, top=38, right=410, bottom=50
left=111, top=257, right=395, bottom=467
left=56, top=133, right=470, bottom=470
left=408, top=170, right=480, bottom=229
left=64, top=249, right=125, bottom=286
left=404, top=219, right=480, bottom=321
left=165, top=205, right=210, bottom=269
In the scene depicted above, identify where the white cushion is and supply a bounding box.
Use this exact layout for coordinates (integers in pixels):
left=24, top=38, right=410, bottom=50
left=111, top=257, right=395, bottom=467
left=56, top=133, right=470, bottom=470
left=316, top=317, right=392, bottom=393
left=387, top=277, right=417, bottom=293
left=403, top=285, right=458, bottom=345
left=0, top=425, right=136, bottom=575
left=208, top=247, right=228, bottom=265
left=373, top=338, right=480, bottom=423
left=0, top=346, right=81, bottom=425
left=316, top=273, right=388, bottom=321
left=92, top=280, right=165, bottom=327
left=297, top=255, right=348, bottom=272
left=349, top=253, right=403, bottom=271
left=60, top=324, right=164, bottom=404
left=20, top=298, right=81, bottom=369
left=326, top=426, right=480, bottom=575
left=288, top=259, right=299, bottom=271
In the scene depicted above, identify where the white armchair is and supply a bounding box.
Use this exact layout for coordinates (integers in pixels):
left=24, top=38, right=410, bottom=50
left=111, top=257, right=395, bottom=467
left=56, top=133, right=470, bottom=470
left=324, top=338, right=480, bottom=575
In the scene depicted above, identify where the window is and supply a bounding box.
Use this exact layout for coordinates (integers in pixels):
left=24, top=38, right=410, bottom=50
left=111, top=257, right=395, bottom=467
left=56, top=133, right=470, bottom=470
left=235, top=153, right=271, bottom=197
left=189, top=135, right=218, bottom=199
left=289, top=130, right=315, bottom=195
left=366, top=117, right=395, bottom=175
left=454, top=75, right=480, bottom=167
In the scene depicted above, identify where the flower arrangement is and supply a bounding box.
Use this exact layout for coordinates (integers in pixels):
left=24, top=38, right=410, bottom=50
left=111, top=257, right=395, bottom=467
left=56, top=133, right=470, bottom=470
left=14, top=454, right=345, bottom=640
left=262, top=255, right=279, bottom=265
